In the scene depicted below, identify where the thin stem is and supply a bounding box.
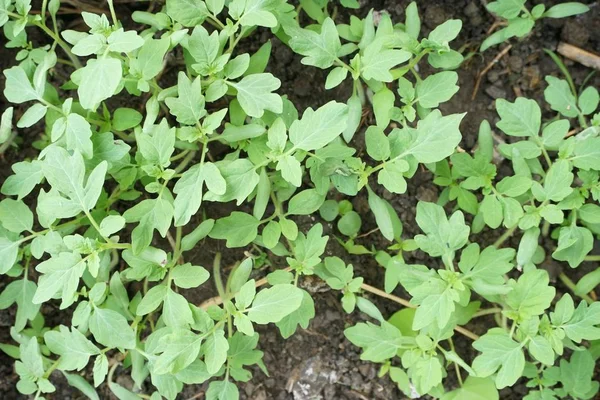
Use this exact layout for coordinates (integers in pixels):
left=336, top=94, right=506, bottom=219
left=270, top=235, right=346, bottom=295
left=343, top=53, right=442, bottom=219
left=360, top=283, right=480, bottom=341
left=584, top=255, right=600, bottom=261
left=107, top=0, right=118, bottom=27
left=472, top=307, right=503, bottom=318
left=213, top=253, right=226, bottom=300
left=558, top=272, right=594, bottom=304
left=174, top=150, right=197, bottom=173
left=493, top=226, right=517, bottom=248
left=85, top=210, right=110, bottom=242
left=447, top=338, right=463, bottom=386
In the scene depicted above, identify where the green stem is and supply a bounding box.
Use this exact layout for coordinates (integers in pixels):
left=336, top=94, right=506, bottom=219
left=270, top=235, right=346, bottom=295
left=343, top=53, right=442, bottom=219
left=43, top=357, right=62, bottom=378
left=584, top=255, right=600, bottom=261
left=10, top=13, right=82, bottom=69
left=107, top=0, right=118, bottom=27
left=85, top=210, right=110, bottom=242
left=473, top=307, right=503, bottom=318
left=213, top=253, right=226, bottom=300
left=447, top=338, right=463, bottom=386
left=493, top=226, right=517, bottom=248
left=174, top=150, right=197, bottom=173
left=558, top=272, right=594, bottom=304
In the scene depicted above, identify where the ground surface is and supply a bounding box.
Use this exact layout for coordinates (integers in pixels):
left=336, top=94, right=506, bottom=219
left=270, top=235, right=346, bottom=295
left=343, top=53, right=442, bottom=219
left=1, top=0, right=599, bottom=399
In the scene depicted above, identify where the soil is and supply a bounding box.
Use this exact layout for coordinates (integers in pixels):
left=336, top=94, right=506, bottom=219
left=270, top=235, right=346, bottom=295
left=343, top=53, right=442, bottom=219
left=1, top=0, right=599, bottom=399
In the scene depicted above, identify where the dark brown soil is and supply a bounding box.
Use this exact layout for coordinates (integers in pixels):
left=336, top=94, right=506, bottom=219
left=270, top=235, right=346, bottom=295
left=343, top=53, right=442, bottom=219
left=1, top=0, right=599, bottom=399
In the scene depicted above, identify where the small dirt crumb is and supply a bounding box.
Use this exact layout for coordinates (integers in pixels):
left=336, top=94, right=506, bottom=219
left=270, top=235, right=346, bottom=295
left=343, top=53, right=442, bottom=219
left=485, top=85, right=507, bottom=99
left=561, top=19, right=590, bottom=47
left=464, top=1, right=479, bottom=17
left=508, top=55, right=523, bottom=72
left=487, top=70, right=500, bottom=83
left=424, top=5, right=449, bottom=28
left=416, top=186, right=437, bottom=203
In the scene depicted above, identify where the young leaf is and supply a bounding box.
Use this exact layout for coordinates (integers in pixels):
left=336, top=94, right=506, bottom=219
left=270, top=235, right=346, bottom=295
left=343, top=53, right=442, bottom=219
left=248, top=284, right=303, bottom=324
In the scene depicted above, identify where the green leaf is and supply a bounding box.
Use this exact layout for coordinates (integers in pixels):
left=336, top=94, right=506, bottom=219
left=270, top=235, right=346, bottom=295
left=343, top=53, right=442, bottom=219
left=496, top=175, right=532, bottom=197
left=0, top=278, right=39, bottom=331
left=248, top=284, right=303, bottom=324
left=506, top=269, right=555, bottom=319
left=92, top=355, right=108, bottom=387
left=559, top=350, right=597, bottom=399
left=17, top=103, right=47, bottom=128
left=487, top=0, right=526, bottom=19
left=136, top=284, right=168, bottom=316
left=174, top=162, right=224, bottom=226
left=42, top=145, right=107, bottom=213
left=165, top=72, right=205, bottom=125
left=532, top=159, right=573, bottom=202
left=543, top=2, right=589, bottom=18
left=365, top=126, right=390, bottom=161
left=527, top=335, right=554, bottom=365
left=552, top=225, right=593, bottom=268
left=3, top=66, right=39, bottom=103
left=89, top=308, right=136, bottom=349
left=204, top=330, right=229, bottom=374
left=163, top=288, right=194, bottom=328
left=325, top=67, right=348, bottom=89
left=544, top=76, right=579, bottom=118
left=0, top=238, right=17, bottom=274
left=344, top=321, right=405, bottom=362
left=561, top=301, right=600, bottom=342
left=63, top=371, right=100, bottom=400
left=1, top=160, right=44, bottom=200
left=206, top=380, right=239, bottom=400
left=0, top=106, right=13, bottom=143
left=480, top=195, right=503, bottom=229
left=276, top=289, right=315, bottom=338
left=181, top=219, right=215, bottom=252
left=0, top=199, right=33, bottom=233
left=541, top=119, right=569, bottom=147
left=227, top=73, right=282, bottom=118
left=428, top=19, right=462, bottom=43
left=405, top=1, right=421, bottom=39
left=571, top=137, right=600, bottom=170
left=171, top=264, right=210, bottom=289
left=276, top=155, right=302, bottom=187
left=234, top=0, right=278, bottom=28
left=472, top=328, right=525, bottom=389
left=123, top=197, right=174, bottom=254
left=107, top=28, right=144, bottom=53
left=286, top=18, right=341, bottom=68
left=166, top=0, right=209, bottom=26
left=412, top=278, right=457, bottom=330
left=78, top=57, right=122, bottom=110
left=154, top=329, right=202, bottom=375
left=407, top=110, right=465, bottom=163
left=99, top=215, right=126, bottom=237
left=33, top=252, right=87, bottom=308
left=416, top=71, right=459, bottom=108
left=414, top=201, right=469, bottom=257
left=44, top=326, right=99, bottom=371
left=289, top=101, right=348, bottom=151
left=496, top=97, right=541, bottom=137
left=62, top=113, right=93, bottom=159
left=578, top=86, right=599, bottom=115
left=209, top=212, right=259, bottom=248
left=287, top=189, right=325, bottom=215
left=203, top=159, right=259, bottom=205
left=367, top=187, right=402, bottom=241
left=361, top=43, right=411, bottom=82
left=441, top=376, right=499, bottom=400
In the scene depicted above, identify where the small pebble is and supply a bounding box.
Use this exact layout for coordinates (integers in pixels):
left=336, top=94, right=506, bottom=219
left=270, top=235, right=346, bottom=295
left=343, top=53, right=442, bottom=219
left=485, top=85, right=507, bottom=100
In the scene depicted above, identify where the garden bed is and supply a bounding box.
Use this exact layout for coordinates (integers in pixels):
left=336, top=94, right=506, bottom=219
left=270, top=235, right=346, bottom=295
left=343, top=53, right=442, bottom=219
left=1, top=0, right=599, bottom=399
